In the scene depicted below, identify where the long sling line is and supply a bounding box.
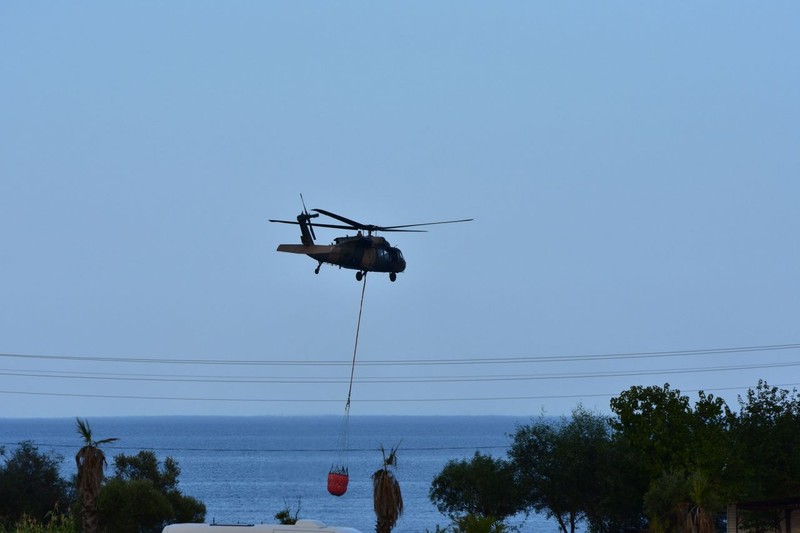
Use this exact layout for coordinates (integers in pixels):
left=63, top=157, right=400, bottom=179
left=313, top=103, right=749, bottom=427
left=328, top=272, right=368, bottom=497
left=346, top=272, right=368, bottom=412
left=340, top=272, right=367, bottom=452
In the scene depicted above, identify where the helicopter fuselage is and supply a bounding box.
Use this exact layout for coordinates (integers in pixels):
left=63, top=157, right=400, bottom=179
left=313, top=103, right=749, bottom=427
left=325, top=235, right=404, bottom=273
left=277, top=235, right=406, bottom=277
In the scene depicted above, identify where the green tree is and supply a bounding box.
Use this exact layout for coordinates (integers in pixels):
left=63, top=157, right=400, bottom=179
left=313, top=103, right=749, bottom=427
left=724, top=381, right=800, bottom=531
left=429, top=451, right=524, bottom=524
left=75, top=419, right=118, bottom=533
left=609, top=384, right=695, bottom=478
left=372, top=443, right=403, bottom=533
left=0, top=441, right=71, bottom=529
left=609, top=385, right=730, bottom=476
left=97, top=450, right=205, bottom=533
left=609, top=384, right=730, bottom=531
left=509, top=406, right=622, bottom=533
left=97, top=478, right=172, bottom=533
left=690, top=391, right=731, bottom=478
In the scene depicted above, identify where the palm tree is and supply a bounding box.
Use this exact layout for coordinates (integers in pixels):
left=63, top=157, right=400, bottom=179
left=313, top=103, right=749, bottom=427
left=75, top=418, right=118, bottom=533
left=683, top=471, right=720, bottom=533
left=372, top=443, right=403, bottom=533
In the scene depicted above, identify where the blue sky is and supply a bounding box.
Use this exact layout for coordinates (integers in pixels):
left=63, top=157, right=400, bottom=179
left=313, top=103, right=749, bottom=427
left=1, top=2, right=798, bottom=417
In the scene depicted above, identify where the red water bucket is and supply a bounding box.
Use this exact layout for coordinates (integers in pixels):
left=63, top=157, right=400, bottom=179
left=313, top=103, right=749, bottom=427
left=327, top=469, right=349, bottom=497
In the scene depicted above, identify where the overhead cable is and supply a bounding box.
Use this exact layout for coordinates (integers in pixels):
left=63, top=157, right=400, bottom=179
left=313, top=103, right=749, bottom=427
left=1, top=382, right=798, bottom=404
left=1, top=360, right=799, bottom=384
left=0, top=342, right=797, bottom=367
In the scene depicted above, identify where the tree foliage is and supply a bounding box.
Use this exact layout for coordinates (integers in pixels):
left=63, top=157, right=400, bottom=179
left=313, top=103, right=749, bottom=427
left=0, top=441, right=70, bottom=529
left=685, top=471, right=722, bottom=533
left=97, top=450, right=205, bottom=533
left=609, top=384, right=696, bottom=478
left=2, top=510, right=77, bottom=533
left=429, top=451, right=524, bottom=522
left=508, top=405, right=628, bottom=533
left=643, top=470, right=721, bottom=533
left=451, top=514, right=513, bottom=533
left=274, top=498, right=302, bottom=525
left=608, top=383, right=731, bottom=530
left=431, top=381, right=800, bottom=532
left=98, top=478, right=173, bottom=533
left=726, top=380, right=800, bottom=501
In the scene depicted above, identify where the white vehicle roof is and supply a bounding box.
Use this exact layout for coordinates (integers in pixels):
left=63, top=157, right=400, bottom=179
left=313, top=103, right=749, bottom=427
left=162, top=519, right=363, bottom=533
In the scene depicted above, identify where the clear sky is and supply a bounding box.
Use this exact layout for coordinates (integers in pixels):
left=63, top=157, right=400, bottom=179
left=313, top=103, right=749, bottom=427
left=1, top=2, right=798, bottom=418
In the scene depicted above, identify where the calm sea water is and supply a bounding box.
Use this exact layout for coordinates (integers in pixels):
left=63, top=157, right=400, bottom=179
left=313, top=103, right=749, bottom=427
left=0, top=416, right=565, bottom=532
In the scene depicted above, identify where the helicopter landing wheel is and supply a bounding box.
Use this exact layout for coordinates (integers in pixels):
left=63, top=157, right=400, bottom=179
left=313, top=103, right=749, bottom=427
left=314, top=265, right=321, bottom=274
left=389, top=272, right=397, bottom=282
left=356, top=271, right=364, bottom=281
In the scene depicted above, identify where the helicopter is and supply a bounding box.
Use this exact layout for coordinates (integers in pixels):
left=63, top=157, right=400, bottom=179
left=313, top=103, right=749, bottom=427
left=269, top=198, right=472, bottom=282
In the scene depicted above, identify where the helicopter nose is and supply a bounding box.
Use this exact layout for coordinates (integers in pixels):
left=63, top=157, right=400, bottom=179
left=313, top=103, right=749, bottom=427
left=392, top=248, right=406, bottom=272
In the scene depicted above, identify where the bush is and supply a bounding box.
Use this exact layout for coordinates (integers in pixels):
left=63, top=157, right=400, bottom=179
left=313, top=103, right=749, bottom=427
left=96, top=451, right=205, bottom=533
left=452, top=514, right=513, bottom=533
left=0, top=442, right=71, bottom=529
left=4, top=510, right=77, bottom=533
left=275, top=498, right=302, bottom=525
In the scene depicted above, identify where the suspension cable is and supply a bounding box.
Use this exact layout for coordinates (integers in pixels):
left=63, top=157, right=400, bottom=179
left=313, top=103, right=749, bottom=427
left=345, top=272, right=368, bottom=411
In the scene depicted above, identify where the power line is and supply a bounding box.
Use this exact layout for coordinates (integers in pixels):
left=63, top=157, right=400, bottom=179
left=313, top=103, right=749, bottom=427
left=1, top=382, right=797, bottom=404
left=1, top=360, right=798, bottom=384
left=1, top=343, right=797, bottom=411
left=0, top=343, right=797, bottom=367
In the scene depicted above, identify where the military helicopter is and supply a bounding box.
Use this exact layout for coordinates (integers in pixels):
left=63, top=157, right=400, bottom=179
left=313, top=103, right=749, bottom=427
left=270, top=198, right=472, bottom=282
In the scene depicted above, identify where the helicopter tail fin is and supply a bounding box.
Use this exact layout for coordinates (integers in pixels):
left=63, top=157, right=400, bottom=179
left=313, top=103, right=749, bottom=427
left=298, top=194, right=319, bottom=245
left=297, top=211, right=318, bottom=245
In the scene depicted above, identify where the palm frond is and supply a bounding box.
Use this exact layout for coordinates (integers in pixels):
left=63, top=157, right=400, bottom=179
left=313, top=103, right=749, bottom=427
left=76, top=417, right=93, bottom=444
left=76, top=417, right=119, bottom=447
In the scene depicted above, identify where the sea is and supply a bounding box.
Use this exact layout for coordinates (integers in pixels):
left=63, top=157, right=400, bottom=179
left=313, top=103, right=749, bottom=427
left=0, top=416, right=568, bottom=533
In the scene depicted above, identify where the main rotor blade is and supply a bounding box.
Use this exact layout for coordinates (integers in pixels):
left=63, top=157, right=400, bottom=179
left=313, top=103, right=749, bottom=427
left=268, top=219, right=356, bottom=230
left=272, top=217, right=427, bottom=232
left=313, top=209, right=415, bottom=233
left=312, top=209, right=365, bottom=230
left=381, top=218, right=474, bottom=230
left=312, top=209, right=472, bottom=233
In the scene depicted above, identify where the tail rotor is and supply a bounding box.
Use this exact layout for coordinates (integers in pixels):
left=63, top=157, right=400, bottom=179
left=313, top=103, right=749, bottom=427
left=300, top=193, right=317, bottom=241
